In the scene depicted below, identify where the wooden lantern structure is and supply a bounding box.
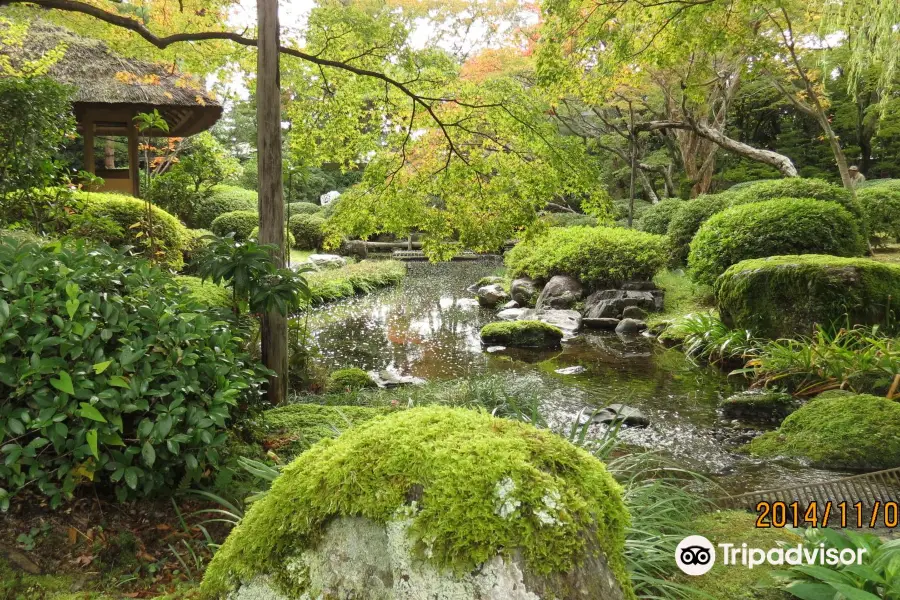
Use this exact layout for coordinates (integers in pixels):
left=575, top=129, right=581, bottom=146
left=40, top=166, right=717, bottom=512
left=5, top=21, right=222, bottom=196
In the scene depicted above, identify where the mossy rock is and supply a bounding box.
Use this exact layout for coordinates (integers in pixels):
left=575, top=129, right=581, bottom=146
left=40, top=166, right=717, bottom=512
left=174, top=275, right=232, bottom=309
left=746, top=393, right=900, bottom=470
left=480, top=320, right=564, bottom=348
left=677, top=510, right=798, bottom=600
left=202, top=407, right=634, bottom=600
left=719, top=390, right=799, bottom=424
left=716, top=255, right=900, bottom=338
left=324, top=367, right=378, bottom=393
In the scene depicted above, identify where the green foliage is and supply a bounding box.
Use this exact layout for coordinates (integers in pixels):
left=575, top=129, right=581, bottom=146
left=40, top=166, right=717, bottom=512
left=173, top=275, right=232, bottom=309
left=505, top=226, right=669, bottom=288
left=324, top=368, right=377, bottom=393
left=181, top=228, right=214, bottom=273
left=145, top=169, right=203, bottom=226
left=674, top=312, right=757, bottom=365
left=858, top=186, right=900, bottom=246
left=73, top=192, right=190, bottom=269
left=288, top=213, right=326, bottom=250
left=304, top=260, right=406, bottom=305
left=0, top=241, right=265, bottom=508
left=747, top=393, right=900, bottom=469
left=285, top=202, right=322, bottom=216
left=479, top=320, right=564, bottom=348
left=201, top=407, right=634, bottom=599
left=210, top=210, right=259, bottom=242
left=193, top=186, right=257, bottom=229
left=542, top=212, right=597, bottom=227
left=249, top=226, right=296, bottom=248
left=176, top=132, right=241, bottom=194
left=665, top=195, right=729, bottom=265
left=286, top=167, right=362, bottom=204
left=635, top=199, right=685, bottom=235
left=715, top=255, right=900, bottom=338
left=688, top=198, right=865, bottom=285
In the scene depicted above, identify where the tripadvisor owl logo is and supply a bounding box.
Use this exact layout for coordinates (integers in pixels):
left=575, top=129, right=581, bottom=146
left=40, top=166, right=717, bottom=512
left=675, top=535, right=716, bottom=576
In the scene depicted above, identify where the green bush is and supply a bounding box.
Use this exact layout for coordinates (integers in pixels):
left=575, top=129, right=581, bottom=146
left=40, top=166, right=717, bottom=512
left=181, top=228, right=214, bottom=273
left=193, top=186, right=257, bottom=229
left=145, top=169, right=202, bottom=225
left=747, top=394, right=900, bottom=469
left=248, top=226, right=296, bottom=248
left=479, top=320, right=564, bottom=348
left=325, top=368, right=377, bottom=393
left=716, top=255, right=900, bottom=338
left=0, top=229, right=44, bottom=245
left=634, top=199, right=684, bottom=235
left=288, top=213, right=326, bottom=250
left=505, top=226, right=668, bottom=288
left=173, top=275, right=232, bottom=309
left=665, top=195, right=729, bottom=264
left=306, top=260, right=406, bottom=305
left=688, top=198, right=865, bottom=285
left=0, top=241, right=264, bottom=508
left=543, top=212, right=597, bottom=228
left=858, top=186, right=900, bottom=246
left=74, top=193, right=189, bottom=269
left=285, top=202, right=322, bottom=216
left=210, top=210, right=259, bottom=242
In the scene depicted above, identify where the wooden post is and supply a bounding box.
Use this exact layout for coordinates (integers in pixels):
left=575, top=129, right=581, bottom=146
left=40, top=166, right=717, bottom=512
left=83, top=115, right=95, bottom=174
left=257, top=0, right=288, bottom=404
left=127, top=117, right=140, bottom=197
left=104, top=139, right=116, bottom=169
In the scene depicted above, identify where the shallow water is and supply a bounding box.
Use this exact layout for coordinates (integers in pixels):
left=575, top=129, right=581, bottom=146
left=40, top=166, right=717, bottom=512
left=304, top=260, right=846, bottom=495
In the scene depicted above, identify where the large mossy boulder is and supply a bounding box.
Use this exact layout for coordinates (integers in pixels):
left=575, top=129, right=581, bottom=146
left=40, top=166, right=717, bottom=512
left=480, top=320, right=564, bottom=348
left=747, top=393, right=900, bottom=470
left=716, top=255, right=900, bottom=338
left=202, top=407, right=634, bottom=600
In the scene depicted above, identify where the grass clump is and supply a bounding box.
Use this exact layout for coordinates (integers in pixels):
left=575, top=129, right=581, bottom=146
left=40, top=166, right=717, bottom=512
left=201, top=407, right=634, bottom=599
left=324, top=367, right=377, bottom=393
left=747, top=393, right=900, bottom=469
left=505, top=226, right=668, bottom=288
left=305, top=260, right=405, bottom=305
left=479, top=320, right=564, bottom=348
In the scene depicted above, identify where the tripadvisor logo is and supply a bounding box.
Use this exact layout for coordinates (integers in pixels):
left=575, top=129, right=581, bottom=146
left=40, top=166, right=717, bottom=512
left=675, top=535, right=867, bottom=576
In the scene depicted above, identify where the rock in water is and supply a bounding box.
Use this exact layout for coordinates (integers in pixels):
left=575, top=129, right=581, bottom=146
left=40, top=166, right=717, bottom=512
left=480, top=320, right=564, bottom=348
left=476, top=284, right=510, bottom=308
left=555, top=366, right=586, bottom=375
left=510, top=277, right=540, bottom=307
left=621, top=305, right=647, bottom=320
left=502, top=300, right=521, bottom=309
left=589, top=404, right=650, bottom=428
left=583, top=317, right=620, bottom=330
left=201, top=408, right=633, bottom=600
left=614, top=318, right=647, bottom=335
left=497, top=308, right=526, bottom=321
left=535, top=275, right=583, bottom=310
left=518, top=308, right=582, bottom=336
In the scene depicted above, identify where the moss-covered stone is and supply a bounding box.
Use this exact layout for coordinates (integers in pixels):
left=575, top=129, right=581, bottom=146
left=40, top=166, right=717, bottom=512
left=480, top=320, right=564, bottom=348
left=719, top=390, right=799, bottom=424
left=202, top=407, right=634, bottom=600
left=746, top=393, right=900, bottom=469
left=716, top=255, right=900, bottom=338
left=324, top=367, right=378, bottom=393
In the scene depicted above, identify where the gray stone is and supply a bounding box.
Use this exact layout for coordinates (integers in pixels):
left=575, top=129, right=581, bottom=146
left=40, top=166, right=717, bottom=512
left=622, top=305, right=647, bottom=320
left=614, top=318, right=647, bottom=335
left=510, top=277, right=540, bottom=307
left=583, top=288, right=664, bottom=318
left=486, top=346, right=507, bottom=353
left=502, top=300, right=520, bottom=310
left=555, top=366, right=586, bottom=375
left=590, top=404, right=650, bottom=428
left=497, top=308, right=525, bottom=321
left=621, top=281, right=657, bottom=291
left=307, top=254, right=347, bottom=270
left=583, top=317, right=620, bottom=330
left=518, top=308, right=582, bottom=336
left=456, top=298, right=481, bottom=309
left=339, top=239, right=368, bottom=260
left=720, top=390, right=799, bottom=424
left=371, top=370, right=425, bottom=388
left=535, top=275, right=583, bottom=310
left=476, top=284, right=510, bottom=308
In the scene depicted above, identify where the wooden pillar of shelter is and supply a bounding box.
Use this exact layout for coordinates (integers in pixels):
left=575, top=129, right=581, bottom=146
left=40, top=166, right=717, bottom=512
left=127, top=114, right=140, bottom=197
left=82, top=114, right=95, bottom=175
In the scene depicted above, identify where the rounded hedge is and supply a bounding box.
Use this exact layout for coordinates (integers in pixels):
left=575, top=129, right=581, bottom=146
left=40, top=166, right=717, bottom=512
left=285, top=201, right=322, bottom=216
left=858, top=186, right=900, bottom=246
left=635, top=199, right=684, bottom=235
left=77, top=193, right=189, bottom=269
left=688, top=198, right=865, bottom=286
left=201, top=406, right=632, bottom=599
left=715, top=255, right=900, bottom=338
left=193, top=186, right=257, bottom=229
left=665, top=195, right=729, bottom=264
left=505, top=226, right=669, bottom=289
left=288, top=213, right=326, bottom=250
left=210, top=210, right=259, bottom=242
left=747, top=394, right=900, bottom=469
left=324, top=367, right=377, bottom=393
left=174, top=275, right=232, bottom=309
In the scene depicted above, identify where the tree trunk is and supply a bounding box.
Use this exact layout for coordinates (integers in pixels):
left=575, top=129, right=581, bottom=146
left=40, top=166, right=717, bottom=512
left=104, top=139, right=115, bottom=169
left=815, top=113, right=852, bottom=188
left=257, top=0, right=288, bottom=405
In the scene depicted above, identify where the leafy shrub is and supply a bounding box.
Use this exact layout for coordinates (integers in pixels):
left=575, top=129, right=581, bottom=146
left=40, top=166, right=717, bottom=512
left=285, top=202, right=322, bottom=216
left=176, top=132, right=241, bottom=194
left=211, top=210, right=259, bottom=242
left=665, top=195, right=729, bottom=264
left=73, top=193, right=189, bottom=268
left=325, top=368, right=377, bottom=393
left=747, top=393, right=900, bottom=469
left=688, top=198, right=865, bottom=285
left=288, top=213, right=326, bottom=250
left=0, top=229, right=44, bottom=245
left=634, top=199, right=684, bottom=235
left=505, top=226, right=668, bottom=289
left=248, top=226, right=296, bottom=248
left=0, top=241, right=264, bottom=508
left=716, top=255, right=900, bottom=338
left=858, top=185, right=900, bottom=246
left=174, top=275, right=232, bottom=309
left=305, top=260, right=406, bottom=305
left=542, top=212, right=597, bottom=228
left=145, top=169, right=203, bottom=225
left=193, top=186, right=257, bottom=229
left=479, top=320, right=564, bottom=348
left=181, top=228, right=214, bottom=274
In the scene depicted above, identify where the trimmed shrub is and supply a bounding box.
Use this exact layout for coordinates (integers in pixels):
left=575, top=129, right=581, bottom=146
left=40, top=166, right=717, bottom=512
left=325, top=368, right=377, bottom=393
left=688, top=198, right=865, bottom=285
left=202, top=407, right=633, bottom=599
left=174, top=275, right=232, bottom=309
left=634, top=199, right=684, bottom=235
left=715, top=255, right=900, bottom=338
left=479, top=320, right=564, bottom=348
left=285, top=201, right=322, bottom=216
left=288, top=213, right=326, bottom=250
left=193, top=186, right=257, bottom=229
left=747, top=394, right=900, bottom=469
left=665, top=195, right=729, bottom=264
left=74, top=193, right=189, bottom=269
left=210, top=210, right=259, bottom=242
left=0, top=241, right=264, bottom=508
left=249, top=226, right=296, bottom=248
left=543, top=212, right=597, bottom=228
left=858, top=185, right=900, bottom=246
left=505, top=226, right=668, bottom=289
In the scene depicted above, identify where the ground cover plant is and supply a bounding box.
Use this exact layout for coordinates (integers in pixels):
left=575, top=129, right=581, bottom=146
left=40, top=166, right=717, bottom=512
left=303, top=259, right=406, bottom=305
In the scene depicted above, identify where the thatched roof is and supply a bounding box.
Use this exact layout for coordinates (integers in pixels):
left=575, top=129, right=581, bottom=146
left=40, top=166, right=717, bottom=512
left=1, top=20, right=222, bottom=136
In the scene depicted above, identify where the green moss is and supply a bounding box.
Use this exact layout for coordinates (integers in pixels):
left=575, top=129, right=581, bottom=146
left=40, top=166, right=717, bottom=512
left=689, top=198, right=865, bottom=285
left=679, top=510, right=798, bottom=600
left=647, top=270, right=714, bottom=328
left=202, top=407, right=633, bottom=599
left=747, top=393, right=900, bottom=469
left=174, top=275, right=232, bottom=309
left=715, top=255, right=900, bottom=338
left=479, top=320, right=564, bottom=348
left=325, top=368, right=378, bottom=393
